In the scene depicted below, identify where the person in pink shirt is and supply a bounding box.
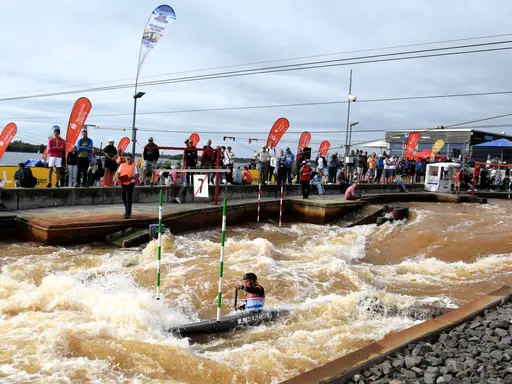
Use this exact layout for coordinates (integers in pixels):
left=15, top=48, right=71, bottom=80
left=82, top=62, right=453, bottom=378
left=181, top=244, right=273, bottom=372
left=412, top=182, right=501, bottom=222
left=344, top=181, right=361, bottom=200
left=47, top=128, right=66, bottom=188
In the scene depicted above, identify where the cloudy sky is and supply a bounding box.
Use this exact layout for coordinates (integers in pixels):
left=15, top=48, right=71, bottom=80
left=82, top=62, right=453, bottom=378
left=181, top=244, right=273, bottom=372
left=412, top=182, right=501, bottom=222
left=1, top=0, right=512, bottom=157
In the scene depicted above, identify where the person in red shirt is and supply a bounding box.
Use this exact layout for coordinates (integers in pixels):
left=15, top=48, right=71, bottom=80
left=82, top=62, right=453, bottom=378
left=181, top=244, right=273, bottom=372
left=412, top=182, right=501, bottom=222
left=300, top=160, right=311, bottom=198
left=242, top=166, right=253, bottom=184
left=47, top=128, right=66, bottom=188
left=453, top=168, right=462, bottom=194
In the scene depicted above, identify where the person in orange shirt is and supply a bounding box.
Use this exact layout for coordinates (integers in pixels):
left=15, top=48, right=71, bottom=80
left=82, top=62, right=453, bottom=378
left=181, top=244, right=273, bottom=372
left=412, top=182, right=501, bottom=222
left=367, top=153, right=378, bottom=183
left=115, top=153, right=140, bottom=219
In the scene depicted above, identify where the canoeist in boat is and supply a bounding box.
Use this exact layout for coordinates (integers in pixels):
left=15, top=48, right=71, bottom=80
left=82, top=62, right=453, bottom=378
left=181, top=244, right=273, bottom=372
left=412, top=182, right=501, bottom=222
left=235, top=273, right=265, bottom=311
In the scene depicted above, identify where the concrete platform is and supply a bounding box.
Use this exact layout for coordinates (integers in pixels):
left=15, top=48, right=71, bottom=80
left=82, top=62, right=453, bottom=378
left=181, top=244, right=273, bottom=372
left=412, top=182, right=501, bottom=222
left=1, top=192, right=487, bottom=245
left=282, top=286, right=512, bottom=384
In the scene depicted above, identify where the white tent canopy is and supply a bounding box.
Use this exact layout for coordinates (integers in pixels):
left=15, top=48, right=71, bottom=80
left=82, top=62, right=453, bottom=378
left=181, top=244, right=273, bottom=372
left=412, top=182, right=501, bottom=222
left=357, top=139, right=389, bottom=149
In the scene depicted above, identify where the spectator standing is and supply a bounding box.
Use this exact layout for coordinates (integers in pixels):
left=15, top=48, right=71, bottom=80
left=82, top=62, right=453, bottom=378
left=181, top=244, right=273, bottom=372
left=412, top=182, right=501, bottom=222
left=77, top=130, right=93, bottom=187
left=183, top=139, right=198, bottom=186
left=201, top=140, right=215, bottom=183
left=274, top=149, right=287, bottom=197
left=87, top=147, right=100, bottom=187
left=345, top=150, right=355, bottom=181
left=316, top=153, right=327, bottom=177
left=223, top=146, right=235, bottom=185
left=66, top=146, right=79, bottom=187
left=356, top=150, right=365, bottom=182
left=103, top=139, right=118, bottom=187
left=376, top=155, right=384, bottom=184
left=327, top=153, right=339, bottom=184
left=47, top=128, right=66, bottom=188
left=407, top=158, right=416, bottom=184
left=367, top=153, right=377, bottom=183
left=267, top=142, right=277, bottom=183
left=254, top=145, right=271, bottom=184
left=383, top=155, right=391, bottom=184
left=284, top=147, right=295, bottom=184
left=116, top=153, right=140, bottom=219
left=388, top=154, right=397, bottom=183
left=142, top=137, right=160, bottom=185
left=415, top=158, right=424, bottom=183
left=299, top=160, right=311, bottom=199
left=362, top=151, right=368, bottom=180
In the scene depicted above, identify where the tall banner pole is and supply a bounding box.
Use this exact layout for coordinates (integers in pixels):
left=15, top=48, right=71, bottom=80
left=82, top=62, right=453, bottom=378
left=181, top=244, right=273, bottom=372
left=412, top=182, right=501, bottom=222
left=156, top=189, right=163, bottom=300
left=279, top=183, right=284, bottom=227
left=257, top=183, right=262, bottom=222
left=133, top=5, right=176, bottom=157
left=216, top=198, right=227, bottom=322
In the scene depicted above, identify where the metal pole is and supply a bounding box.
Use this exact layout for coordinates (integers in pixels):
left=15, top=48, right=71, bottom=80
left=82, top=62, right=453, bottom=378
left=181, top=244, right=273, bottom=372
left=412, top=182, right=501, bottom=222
left=155, top=189, right=163, bottom=300
left=344, top=69, right=353, bottom=156
left=257, top=183, right=261, bottom=222
left=216, top=198, right=227, bottom=322
left=214, top=148, right=220, bottom=205
left=279, top=182, right=284, bottom=227
left=131, top=96, right=138, bottom=158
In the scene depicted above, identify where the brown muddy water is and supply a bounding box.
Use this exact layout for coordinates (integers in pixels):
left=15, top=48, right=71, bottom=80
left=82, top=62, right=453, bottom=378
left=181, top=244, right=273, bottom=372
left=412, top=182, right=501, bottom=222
left=1, top=201, right=511, bottom=383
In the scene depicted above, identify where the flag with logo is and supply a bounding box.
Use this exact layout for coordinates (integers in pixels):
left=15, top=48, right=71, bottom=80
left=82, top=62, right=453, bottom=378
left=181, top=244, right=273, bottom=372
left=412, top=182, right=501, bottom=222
left=297, top=131, right=311, bottom=154
left=430, top=139, right=445, bottom=160
left=319, top=140, right=330, bottom=157
left=189, top=133, right=200, bottom=147
left=405, top=132, right=420, bottom=159
left=138, top=5, right=176, bottom=71
left=118, top=137, right=131, bottom=153
left=65, top=98, right=92, bottom=155
left=0, top=122, right=17, bottom=161
left=265, top=117, right=290, bottom=149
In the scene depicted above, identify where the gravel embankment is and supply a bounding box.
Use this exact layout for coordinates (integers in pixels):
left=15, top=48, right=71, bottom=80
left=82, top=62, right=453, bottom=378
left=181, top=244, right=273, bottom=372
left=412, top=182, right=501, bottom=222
left=347, top=299, right=512, bottom=384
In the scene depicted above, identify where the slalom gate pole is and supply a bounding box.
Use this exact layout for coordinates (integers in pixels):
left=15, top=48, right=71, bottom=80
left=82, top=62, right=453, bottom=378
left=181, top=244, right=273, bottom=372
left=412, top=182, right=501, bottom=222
left=216, top=198, right=228, bottom=321
left=156, top=189, right=163, bottom=300
left=279, top=182, right=284, bottom=227
left=234, top=288, right=238, bottom=312
left=257, top=183, right=261, bottom=222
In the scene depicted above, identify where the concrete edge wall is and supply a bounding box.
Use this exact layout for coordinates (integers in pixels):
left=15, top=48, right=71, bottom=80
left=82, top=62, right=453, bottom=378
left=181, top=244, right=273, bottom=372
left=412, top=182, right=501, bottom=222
left=2, top=183, right=425, bottom=211
left=281, top=286, right=512, bottom=384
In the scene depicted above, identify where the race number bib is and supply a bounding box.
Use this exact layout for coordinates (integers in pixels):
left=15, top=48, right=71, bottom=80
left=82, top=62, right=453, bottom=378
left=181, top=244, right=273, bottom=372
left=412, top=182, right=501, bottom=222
left=270, top=157, right=277, bottom=167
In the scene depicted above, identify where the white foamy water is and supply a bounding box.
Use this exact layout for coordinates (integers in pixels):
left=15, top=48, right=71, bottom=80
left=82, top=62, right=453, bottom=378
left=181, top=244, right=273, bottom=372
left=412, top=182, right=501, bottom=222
left=1, top=201, right=512, bottom=383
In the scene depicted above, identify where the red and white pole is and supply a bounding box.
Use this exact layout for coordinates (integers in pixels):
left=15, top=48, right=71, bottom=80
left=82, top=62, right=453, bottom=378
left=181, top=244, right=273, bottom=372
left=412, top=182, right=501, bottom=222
left=257, top=183, right=261, bottom=222
left=279, top=183, right=284, bottom=227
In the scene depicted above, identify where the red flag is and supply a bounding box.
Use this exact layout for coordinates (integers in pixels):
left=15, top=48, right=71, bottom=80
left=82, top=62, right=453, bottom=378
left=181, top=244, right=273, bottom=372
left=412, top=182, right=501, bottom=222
left=405, top=132, right=420, bottom=159
left=189, top=133, right=200, bottom=147
left=266, top=117, right=289, bottom=148
left=297, top=131, right=311, bottom=154
left=65, top=97, right=92, bottom=155
left=118, top=137, right=130, bottom=153
left=319, top=140, right=330, bottom=157
left=0, top=122, right=17, bottom=161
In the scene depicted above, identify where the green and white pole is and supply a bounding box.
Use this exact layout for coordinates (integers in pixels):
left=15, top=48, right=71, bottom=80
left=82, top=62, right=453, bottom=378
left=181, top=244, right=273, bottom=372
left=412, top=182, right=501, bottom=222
left=216, top=198, right=228, bottom=321
left=156, top=189, right=163, bottom=300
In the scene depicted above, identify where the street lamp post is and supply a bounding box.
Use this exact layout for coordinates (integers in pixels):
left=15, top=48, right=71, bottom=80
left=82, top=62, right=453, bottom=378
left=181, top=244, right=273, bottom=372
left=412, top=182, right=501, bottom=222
left=131, top=91, right=145, bottom=158
left=348, top=121, right=359, bottom=150
left=344, top=70, right=357, bottom=156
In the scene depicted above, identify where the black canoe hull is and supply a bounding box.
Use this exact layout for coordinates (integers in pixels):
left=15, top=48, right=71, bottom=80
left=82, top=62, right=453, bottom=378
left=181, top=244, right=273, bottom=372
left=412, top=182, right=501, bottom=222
left=169, top=309, right=289, bottom=338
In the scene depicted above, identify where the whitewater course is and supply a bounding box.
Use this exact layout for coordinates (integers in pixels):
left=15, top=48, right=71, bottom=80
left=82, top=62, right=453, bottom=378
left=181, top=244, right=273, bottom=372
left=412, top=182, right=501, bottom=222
left=0, top=185, right=511, bottom=383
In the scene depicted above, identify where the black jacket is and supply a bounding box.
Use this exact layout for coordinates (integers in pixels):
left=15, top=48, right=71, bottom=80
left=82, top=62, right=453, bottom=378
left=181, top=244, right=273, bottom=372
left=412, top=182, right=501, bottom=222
left=143, top=143, right=160, bottom=162
left=184, top=145, right=198, bottom=167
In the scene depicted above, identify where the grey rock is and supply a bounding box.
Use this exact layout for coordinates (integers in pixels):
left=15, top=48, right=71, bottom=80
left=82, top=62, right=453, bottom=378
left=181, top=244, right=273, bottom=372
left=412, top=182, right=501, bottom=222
left=405, top=355, right=422, bottom=369
left=464, top=358, right=477, bottom=369
left=446, top=358, right=465, bottom=374
left=426, top=366, right=440, bottom=373
left=440, top=366, right=449, bottom=375
left=425, top=372, right=439, bottom=384
left=362, top=369, right=372, bottom=378
left=352, top=374, right=361, bottom=382
left=392, top=359, right=404, bottom=369
left=426, top=356, right=443, bottom=366
left=412, top=344, right=433, bottom=356
left=439, top=333, right=450, bottom=343
left=491, top=350, right=504, bottom=361
left=495, top=328, right=509, bottom=337
left=380, top=360, right=392, bottom=375
left=411, top=366, right=423, bottom=374
left=468, top=322, right=482, bottom=330
left=369, top=365, right=382, bottom=377
left=446, top=339, right=459, bottom=348
left=400, top=368, right=417, bottom=379
left=490, top=320, right=510, bottom=329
